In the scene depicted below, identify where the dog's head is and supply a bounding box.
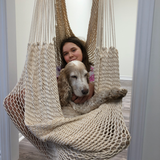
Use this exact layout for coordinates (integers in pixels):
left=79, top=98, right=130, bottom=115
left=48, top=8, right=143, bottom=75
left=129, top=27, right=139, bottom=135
left=65, top=60, right=90, bottom=97
left=58, top=61, right=90, bottom=106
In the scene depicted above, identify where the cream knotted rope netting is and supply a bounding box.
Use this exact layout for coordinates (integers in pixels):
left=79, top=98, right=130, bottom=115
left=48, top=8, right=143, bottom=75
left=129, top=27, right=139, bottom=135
left=3, top=0, right=131, bottom=159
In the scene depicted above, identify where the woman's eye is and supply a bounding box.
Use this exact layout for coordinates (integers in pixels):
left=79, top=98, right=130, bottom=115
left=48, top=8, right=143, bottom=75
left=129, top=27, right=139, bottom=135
left=63, top=52, right=68, bottom=56
left=71, top=48, right=76, bottom=52
left=84, top=73, right=87, bottom=77
left=71, top=76, right=77, bottom=79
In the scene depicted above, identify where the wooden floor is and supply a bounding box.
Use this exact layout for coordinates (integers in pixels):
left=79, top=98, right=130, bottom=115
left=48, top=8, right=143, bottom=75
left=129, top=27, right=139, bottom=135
left=110, top=80, right=132, bottom=160
left=19, top=80, right=132, bottom=160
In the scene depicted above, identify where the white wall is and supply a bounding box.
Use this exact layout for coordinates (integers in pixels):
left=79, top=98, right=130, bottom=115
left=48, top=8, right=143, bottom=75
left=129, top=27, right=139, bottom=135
left=65, top=0, right=92, bottom=41
left=15, top=0, right=137, bottom=80
left=114, top=0, right=138, bottom=79
left=15, top=0, right=34, bottom=81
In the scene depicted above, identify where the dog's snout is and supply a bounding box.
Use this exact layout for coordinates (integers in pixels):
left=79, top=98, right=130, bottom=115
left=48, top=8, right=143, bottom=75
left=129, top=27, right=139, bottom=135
left=81, top=89, right=89, bottom=95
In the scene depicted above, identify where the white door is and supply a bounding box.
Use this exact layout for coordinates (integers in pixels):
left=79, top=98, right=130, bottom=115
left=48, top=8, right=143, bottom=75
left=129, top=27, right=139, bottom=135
left=0, top=0, right=19, bottom=160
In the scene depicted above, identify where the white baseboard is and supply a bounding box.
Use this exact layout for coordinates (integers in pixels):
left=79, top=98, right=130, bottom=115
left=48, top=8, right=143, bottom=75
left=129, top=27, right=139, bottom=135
left=19, top=136, right=24, bottom=142
left=120, top=75, right=132, bottom=81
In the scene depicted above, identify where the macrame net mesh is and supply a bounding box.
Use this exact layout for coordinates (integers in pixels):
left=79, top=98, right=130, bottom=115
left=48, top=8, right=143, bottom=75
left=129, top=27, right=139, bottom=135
left=3, top=0, right=131, bottom=159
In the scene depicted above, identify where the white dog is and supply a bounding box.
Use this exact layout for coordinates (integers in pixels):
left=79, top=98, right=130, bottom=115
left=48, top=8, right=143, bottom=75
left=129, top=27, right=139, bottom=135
left=67, top=60, right=89, bottom=97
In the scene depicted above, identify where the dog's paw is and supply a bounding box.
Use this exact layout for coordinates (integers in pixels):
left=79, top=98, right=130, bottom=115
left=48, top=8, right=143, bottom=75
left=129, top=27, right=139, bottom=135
left=119, top=88, right=128, bottom=97
left=110, top=88, right=127, bottom=99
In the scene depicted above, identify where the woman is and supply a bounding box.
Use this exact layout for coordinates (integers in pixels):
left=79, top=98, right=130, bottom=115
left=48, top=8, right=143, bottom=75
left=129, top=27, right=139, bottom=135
left=58, top=36, right=94, bottom=104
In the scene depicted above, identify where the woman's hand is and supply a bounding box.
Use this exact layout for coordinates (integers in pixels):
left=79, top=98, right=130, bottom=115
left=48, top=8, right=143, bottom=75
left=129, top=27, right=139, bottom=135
left=71, top=83, right=94, bottom=104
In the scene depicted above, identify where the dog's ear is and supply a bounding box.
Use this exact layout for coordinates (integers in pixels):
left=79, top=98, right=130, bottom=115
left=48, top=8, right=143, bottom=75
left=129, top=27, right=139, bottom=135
left=58, top=69, right=72, bottom=106
left=87, top=73, right=90, bottom=84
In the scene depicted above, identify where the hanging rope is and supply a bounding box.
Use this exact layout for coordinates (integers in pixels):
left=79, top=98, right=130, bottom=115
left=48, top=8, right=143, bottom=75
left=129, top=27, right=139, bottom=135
left=29, top=0, right=56, bottom=44
left=94, top=0, right=120, bottom=93
left=96, top=0, right=116, bottom=49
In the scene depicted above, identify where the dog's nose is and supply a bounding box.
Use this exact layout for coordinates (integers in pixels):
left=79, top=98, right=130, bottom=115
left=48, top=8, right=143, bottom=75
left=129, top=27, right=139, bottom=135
left=81, top=89, right=89, bottom=95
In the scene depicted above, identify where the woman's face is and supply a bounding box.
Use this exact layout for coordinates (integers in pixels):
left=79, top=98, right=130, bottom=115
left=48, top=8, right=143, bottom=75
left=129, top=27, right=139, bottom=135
left=62, top=42, right=83, bottom=63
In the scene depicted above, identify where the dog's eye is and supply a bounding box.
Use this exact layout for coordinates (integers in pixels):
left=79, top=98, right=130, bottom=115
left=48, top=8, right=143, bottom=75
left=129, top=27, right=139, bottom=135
left=84, top=73, right=88, bottom=77
left=71, top=75, right=77, bottom=79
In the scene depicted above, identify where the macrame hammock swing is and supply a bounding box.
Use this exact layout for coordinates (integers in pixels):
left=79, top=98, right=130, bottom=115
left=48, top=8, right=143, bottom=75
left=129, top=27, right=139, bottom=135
left=3, top=0, right=131, bottom=159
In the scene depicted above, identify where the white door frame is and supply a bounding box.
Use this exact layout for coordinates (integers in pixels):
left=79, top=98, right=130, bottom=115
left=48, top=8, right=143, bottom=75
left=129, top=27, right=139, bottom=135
left=127, top=0, right=155, bottom=160
left=0, top=0, right=19, bottom=160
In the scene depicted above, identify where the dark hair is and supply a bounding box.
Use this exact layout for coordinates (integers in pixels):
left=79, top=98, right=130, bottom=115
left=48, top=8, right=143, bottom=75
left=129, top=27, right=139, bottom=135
left=60, top=36, right=92, bottom=72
